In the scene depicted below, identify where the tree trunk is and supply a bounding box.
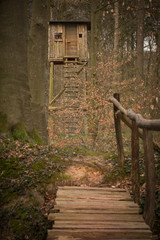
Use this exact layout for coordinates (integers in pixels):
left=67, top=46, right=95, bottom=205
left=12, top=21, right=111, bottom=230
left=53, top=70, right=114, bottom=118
left=89, top=0, right=99, bottom=149
left=136, top=0, right=145, bottom=82
left=113, top=1, right=119, bottom=82
left=0, top=0, right=49, bottom=141
left=114, top=1, right=119, bottom=56
left=0, top=0, right=32, bottom=132
left=90, top=0, right=98, bottom=78
left=154, top=30, right=160, bottom=85
left=28, top=0, right=49, bottom=142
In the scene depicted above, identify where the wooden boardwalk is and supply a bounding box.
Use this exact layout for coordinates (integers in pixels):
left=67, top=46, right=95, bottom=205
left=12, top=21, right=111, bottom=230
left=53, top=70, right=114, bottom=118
left=47, top=186, right=152, bottom=240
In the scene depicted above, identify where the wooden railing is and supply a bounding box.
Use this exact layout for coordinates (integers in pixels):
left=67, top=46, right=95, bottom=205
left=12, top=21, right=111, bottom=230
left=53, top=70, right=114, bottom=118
left=110, top=93, right=160, bottom=228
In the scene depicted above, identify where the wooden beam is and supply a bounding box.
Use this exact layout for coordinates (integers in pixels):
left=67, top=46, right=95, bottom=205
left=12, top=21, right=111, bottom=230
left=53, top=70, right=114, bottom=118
left=127, top=109, right=160, bottom=130
left=113, top=93, right=124, bottom=167
left=77, top=62, right=87, bottom=75
left=49, top=86, right=66, bottom=106
left=49, top=62, right=54, bottom=102
left=143, top=129, right=155, bottom=228
left=131, top=120, right=140, bottom=204
left=118, top=112, right=160, bottom=153
left=109, top=96, right=160, bottom=130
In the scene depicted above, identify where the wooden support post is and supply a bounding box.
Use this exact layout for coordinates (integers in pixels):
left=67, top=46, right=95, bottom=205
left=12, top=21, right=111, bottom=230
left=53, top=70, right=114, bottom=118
left=143, top=129, right=155, bottom=228
left=131, top=120, right=140, bottom=203
left=113, top=93, right=124, bottom=167
left=49, top=62, right=54, bottom=102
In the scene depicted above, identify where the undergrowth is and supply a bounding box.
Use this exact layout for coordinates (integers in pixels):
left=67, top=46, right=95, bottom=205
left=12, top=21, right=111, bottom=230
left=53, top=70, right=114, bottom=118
left=0, top=137, right=67, bottom=240
left=1, top=136, right=160, bottom=239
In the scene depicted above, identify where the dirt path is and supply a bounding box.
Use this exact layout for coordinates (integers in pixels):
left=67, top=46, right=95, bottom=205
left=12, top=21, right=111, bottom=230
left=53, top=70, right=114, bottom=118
left=63, top=154, right=112, bottom=187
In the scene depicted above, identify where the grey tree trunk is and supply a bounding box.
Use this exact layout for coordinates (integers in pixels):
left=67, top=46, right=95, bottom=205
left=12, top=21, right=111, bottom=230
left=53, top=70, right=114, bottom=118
left=28, top=0, right=49, bottom=142
left=0, top=0, right=32, bottom=131
left=0, top=0, right=49, bottom=141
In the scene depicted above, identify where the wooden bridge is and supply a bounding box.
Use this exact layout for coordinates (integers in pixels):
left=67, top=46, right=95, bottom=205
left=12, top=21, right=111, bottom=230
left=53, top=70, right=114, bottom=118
left=47, top=94, right=160, bottom=240
left=47, top=186, right=152, bottom=240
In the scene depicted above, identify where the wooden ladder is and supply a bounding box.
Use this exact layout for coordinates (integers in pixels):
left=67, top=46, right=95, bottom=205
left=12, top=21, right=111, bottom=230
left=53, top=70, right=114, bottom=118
left=63, top=63, right=80, bottom=134
left=47, top=186, right=152, bottom=240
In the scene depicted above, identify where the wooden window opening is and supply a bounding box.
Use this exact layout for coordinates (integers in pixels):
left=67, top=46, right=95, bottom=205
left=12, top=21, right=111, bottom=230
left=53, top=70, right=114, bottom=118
left=55, top=33, right=63, bottom=41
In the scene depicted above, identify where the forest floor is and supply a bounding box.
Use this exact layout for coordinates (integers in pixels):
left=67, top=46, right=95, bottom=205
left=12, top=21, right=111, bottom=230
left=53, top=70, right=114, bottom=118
left=0, top=136, right=160, bottom=240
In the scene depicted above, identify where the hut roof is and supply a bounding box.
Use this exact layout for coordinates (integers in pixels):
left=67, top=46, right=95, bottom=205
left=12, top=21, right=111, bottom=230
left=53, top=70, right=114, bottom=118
left=49, top=20, right=91, bottom=30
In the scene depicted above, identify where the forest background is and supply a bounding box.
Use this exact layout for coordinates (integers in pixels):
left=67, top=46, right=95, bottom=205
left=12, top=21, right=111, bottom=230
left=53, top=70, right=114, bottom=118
left=0, top=0, right=160, bottom=239
left=49, top=0, right=160, bottom=152
left=0, top=0, right=160, bottom=150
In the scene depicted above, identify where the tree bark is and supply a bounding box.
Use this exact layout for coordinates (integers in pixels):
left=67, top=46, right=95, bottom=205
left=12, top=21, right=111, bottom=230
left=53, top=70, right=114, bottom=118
left=154, top=30, right=160, bottom=84
left=0, top=0, right=32, bottom=131
left=27, top=0, right=49, bottom=141
left=0, top=0, right=49, bottom=141
left=90, top=0, right=98, bottom=77
left=114, top=1, right=119, bottom=56
left=136, top=0, right=145, bottom=82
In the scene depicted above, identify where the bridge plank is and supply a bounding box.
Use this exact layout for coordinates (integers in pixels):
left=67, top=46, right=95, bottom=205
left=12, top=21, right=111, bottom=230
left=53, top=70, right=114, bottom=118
left=49, top=213, right=144, bottom=221
left=47, top=186, right=152, bottom=240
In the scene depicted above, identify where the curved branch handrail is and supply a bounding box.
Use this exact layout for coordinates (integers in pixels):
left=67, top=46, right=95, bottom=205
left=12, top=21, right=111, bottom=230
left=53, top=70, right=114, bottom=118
left=110, top=93, right=159, bottom=228
left=109, top=96, right=160, bottom=131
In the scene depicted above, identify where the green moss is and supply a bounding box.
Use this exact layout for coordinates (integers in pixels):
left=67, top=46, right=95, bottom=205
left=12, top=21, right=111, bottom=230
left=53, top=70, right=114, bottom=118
left=10, top=219, right=26, bottom=238
left=105, top=167, right=127, bottom=182
left=11, top=122, right=29, bottom=142
left=0, top=158, right=23, bottom=178
left=0, top=141, right=5, bottom=153
left=43, top=172, right=69, bottom=185
left=43, top=172, right=60, bottom=184
left=31, top=159, right=47, bottom=172
left=9, top=203, right=49, bottom=240
left=61, top=173, right=70, bottom=179
left=0, top=191, right=18, bottom=205
left=0, top=112, right=8, bottom=133
left=49, top=154, right=66, bottom=163
left=29, top=129, right=44, bottom=145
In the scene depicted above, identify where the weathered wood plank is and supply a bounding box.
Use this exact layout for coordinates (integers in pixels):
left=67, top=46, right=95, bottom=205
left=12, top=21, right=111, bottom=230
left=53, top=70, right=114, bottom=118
left=55, top=201, right=138, bottom=208
left=56, top=196, right=132, bottom=201
left=57, top=189, right=129, bottom=195
left=53, top=208, right=140, bottom=214
left=57, top=190, right=130, bottom=197
left=48, top=213, right=144, bottom=222
left=58, top=186, right=127, bottom=191
left=53, top=221, right=150, bottom=229
left=48, top=229, right=152, bottom=238
left=47, top=186, right=152, bottom=240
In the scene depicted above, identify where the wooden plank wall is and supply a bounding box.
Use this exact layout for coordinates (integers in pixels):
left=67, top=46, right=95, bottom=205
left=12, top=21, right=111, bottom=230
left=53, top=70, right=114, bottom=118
left=49, top=23, right=88, bottom=60
left=49, top=24, right=65, bottom=59
left=77, top=24, right=88, bottom=59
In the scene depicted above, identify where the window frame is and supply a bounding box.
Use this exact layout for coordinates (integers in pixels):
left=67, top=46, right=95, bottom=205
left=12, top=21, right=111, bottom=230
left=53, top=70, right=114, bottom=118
left=54, top=33, right=63, bottom=42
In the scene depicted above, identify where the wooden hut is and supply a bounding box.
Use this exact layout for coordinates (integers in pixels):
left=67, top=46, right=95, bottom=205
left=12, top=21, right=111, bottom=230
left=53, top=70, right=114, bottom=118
left=48, top=20, right=90, bottom=62
left=48, top=20, right=90, bottom=138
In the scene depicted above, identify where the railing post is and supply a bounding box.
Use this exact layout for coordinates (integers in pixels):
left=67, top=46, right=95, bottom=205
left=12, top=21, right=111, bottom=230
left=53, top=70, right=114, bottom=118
left=113, top=93, right=124, bottom=167
left=143, top=129, right=155, bottom=228
left=131, top=120, right=140, bottom=203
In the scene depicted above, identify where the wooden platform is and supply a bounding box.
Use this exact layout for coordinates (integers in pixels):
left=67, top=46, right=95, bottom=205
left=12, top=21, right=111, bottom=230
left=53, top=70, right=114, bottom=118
left=47, top=186, right=152, bottom=240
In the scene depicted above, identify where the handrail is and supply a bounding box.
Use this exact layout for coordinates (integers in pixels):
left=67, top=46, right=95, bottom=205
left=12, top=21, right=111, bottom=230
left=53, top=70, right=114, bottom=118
left=109, top=96, right=160, bottom=130
left=110, top=93, right=160, bottom=230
